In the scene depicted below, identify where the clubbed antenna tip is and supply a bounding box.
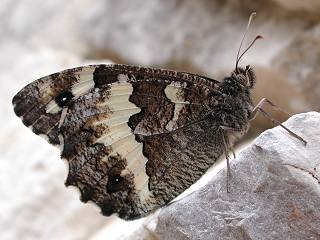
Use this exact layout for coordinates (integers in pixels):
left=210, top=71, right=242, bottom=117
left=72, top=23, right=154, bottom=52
left=235, top=12, right=263, bottom=71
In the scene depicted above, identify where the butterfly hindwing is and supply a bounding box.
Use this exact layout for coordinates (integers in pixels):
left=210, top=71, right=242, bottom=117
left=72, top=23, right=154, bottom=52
left=13, top=64, right=225, bottom=219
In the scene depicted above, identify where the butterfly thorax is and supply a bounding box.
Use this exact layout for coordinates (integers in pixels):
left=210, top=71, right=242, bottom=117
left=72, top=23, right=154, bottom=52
left=213, top=67, right=255, bottom=137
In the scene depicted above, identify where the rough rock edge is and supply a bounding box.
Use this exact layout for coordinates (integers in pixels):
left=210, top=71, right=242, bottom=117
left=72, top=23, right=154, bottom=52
left=120, top=112, right=320, bottom=240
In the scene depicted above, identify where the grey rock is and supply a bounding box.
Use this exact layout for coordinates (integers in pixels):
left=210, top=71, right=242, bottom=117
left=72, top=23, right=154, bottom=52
left=78, top=0, right=304, bottom=73
left=0, top=0, right=310, bottom=73
left=122, top=112, right=320, bottom=240
left=272, top=24, right=320, bottom=111
left=271, top=0, right=320, bottom=13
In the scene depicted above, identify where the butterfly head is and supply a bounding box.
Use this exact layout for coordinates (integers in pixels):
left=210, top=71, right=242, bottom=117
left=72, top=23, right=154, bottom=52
left=232, top=65, right=256, bottom=88
left=220, top=65, right=256, bottom=95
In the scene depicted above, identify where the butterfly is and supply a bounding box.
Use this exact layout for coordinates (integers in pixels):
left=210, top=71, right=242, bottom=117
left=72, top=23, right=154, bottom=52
left=12, top=13, right=306, bottom=220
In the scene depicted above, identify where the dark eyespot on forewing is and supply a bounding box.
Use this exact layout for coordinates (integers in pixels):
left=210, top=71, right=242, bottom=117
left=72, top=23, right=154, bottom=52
left=55, top=90, right=74, bottom=107
left=12, top=69, right=80, bottom=145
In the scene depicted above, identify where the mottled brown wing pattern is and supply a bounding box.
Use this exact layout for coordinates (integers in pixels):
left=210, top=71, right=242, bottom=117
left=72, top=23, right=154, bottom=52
left=12, top=64, right=228, bottom=220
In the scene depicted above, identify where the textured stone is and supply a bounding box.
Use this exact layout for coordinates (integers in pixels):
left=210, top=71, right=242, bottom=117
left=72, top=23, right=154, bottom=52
left=0, top=0, right=310, bottom=73
left=272, top=24, right=320, bottom=111
left=121, top=112, right=320, bottom=240
left=272, top=0, right=320, bottom=13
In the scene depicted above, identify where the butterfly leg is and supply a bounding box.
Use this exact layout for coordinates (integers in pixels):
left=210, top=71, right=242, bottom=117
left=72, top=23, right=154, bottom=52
left=220, top=128, right=231, bottom=193
left=250, top=98, right=307, bottom=145
left=219, top=126, right=242, bottom=193
left=220, top=126, right=241, bottom=159
left=250, top=98, right=292, bottom=120
left=141, top=224, right=160, bottom=240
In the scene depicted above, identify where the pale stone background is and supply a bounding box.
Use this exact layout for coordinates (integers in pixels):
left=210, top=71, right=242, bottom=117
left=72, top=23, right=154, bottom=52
left=0, top=1, right=319, bottom=239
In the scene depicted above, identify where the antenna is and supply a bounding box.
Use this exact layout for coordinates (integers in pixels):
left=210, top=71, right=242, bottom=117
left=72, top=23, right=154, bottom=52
left=237, top=35, right=263, bottom=68
left=235, top=12, right=262, bottom=71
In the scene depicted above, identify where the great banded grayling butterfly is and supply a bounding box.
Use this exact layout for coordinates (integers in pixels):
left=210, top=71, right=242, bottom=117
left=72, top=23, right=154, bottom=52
left=12, top=13, right=306, bottom=220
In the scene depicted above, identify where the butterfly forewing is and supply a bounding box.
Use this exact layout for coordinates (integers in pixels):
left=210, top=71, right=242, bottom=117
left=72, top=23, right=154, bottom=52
left=12, top=64, right=225, bottom=220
